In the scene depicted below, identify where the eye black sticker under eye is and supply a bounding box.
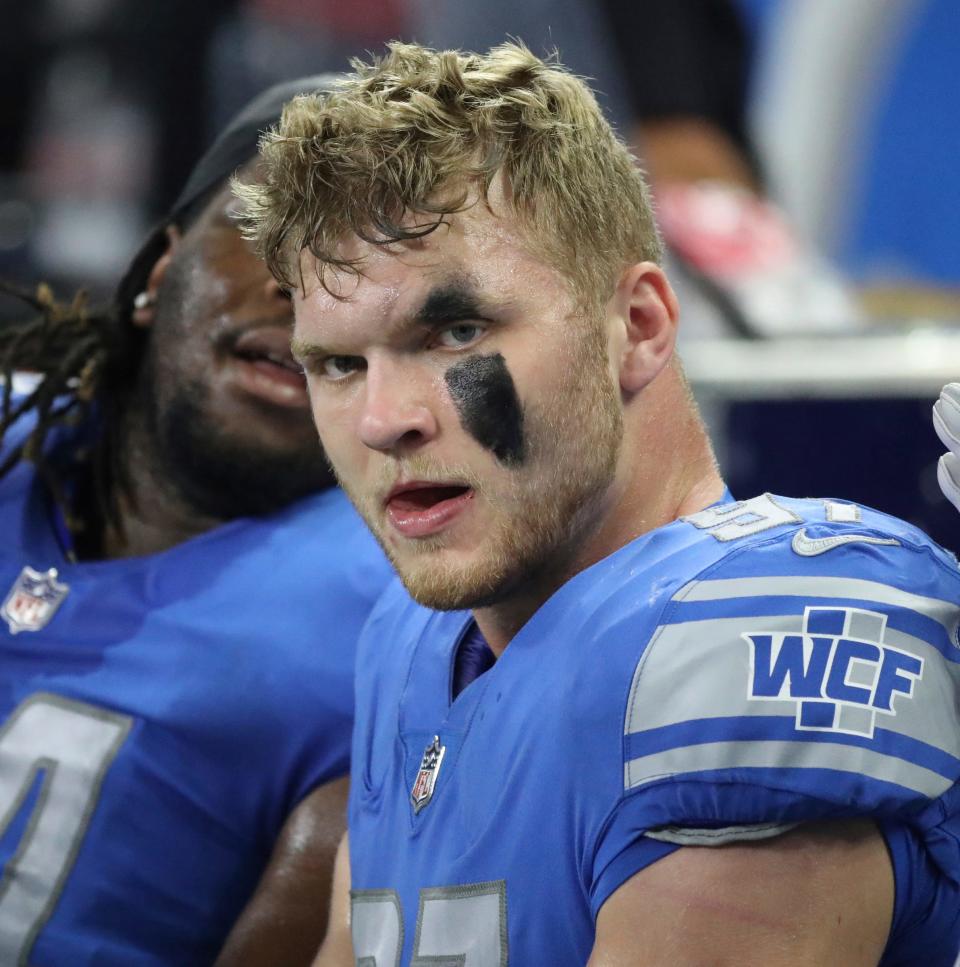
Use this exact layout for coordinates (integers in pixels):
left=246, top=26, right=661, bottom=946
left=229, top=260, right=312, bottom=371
left=445, top=353, right=525, bottom=466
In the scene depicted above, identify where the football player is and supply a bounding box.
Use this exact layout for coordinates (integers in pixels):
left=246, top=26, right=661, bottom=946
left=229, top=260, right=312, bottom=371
left=244, top=44, right=960, bottom=965
left=0, top=76, right=392, bottom=965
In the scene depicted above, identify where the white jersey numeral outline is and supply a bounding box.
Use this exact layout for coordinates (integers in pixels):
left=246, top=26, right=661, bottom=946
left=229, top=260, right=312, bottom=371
left=0, top=692, right=132, bottom=965
left=352, top=880, right=508, bottom=966
left=682, top=494, right=801, bottom=542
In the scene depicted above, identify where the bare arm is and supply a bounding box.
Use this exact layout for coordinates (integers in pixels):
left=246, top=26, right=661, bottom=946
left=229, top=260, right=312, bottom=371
left=214, top=776, right=349, bottom=967
left=588, top=819, right=893, bottom=967
left=312, top=833, right=354, bottom=967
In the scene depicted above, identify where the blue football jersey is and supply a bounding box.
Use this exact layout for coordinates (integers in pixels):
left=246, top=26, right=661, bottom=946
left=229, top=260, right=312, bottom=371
left=349, top=494, right=960, bottom=965
left=0, top=416, right=393, bottom=965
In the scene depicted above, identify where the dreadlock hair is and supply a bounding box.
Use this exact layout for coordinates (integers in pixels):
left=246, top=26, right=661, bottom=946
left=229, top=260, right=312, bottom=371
left=1, top=72, right=344, bottom=548
left=0, top=277, right=145, bottom=540
left=0, top=171, right=238, bottom=545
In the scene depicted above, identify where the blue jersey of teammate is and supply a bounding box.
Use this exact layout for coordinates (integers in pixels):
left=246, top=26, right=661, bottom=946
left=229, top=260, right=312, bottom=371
left=349, top=493, right=960, bottom=965
left=0, top=414, right=393, bottom=965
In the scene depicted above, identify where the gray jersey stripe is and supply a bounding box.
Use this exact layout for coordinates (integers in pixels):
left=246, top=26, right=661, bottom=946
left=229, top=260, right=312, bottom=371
left=624, top=739, right=952, bottom=798
left=624, top=615, right=960, bottom=760
left=626, top=615, right=801, bottom=737
left=672, top=576, right=959, bottom=636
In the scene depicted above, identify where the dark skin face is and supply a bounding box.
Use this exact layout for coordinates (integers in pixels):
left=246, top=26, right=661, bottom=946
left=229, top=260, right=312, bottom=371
left=97, top=177, right=349, bottom=965
left=108, top=177, right=333, bottom=557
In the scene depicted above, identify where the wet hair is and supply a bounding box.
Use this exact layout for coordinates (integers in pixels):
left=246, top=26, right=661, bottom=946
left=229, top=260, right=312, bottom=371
left=0, top=73, right=339, bottom=538
left=238, top=42, right=663, bottom=314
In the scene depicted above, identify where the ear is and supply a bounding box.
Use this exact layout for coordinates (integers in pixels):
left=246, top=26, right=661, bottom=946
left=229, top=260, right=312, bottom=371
left=131, top=225, right=182, bottom=328
left=611, top=262, right=679, bottom=395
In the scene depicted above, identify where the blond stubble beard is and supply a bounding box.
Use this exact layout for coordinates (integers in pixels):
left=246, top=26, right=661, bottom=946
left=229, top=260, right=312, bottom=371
left=338, top=318, right=624, bottom=612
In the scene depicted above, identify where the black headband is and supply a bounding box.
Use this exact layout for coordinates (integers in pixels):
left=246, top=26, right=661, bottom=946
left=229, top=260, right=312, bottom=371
left=115, top=73, right=340, bottom=314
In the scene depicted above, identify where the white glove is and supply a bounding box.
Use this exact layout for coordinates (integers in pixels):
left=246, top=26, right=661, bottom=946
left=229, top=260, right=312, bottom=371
left=933, top=383, right=960, bottom=513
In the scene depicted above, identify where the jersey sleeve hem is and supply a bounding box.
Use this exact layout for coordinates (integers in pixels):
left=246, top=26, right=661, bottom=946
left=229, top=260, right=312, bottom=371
left=644, top=820, right=799, bottom=847
left=590, top=834, right=680, bottom=920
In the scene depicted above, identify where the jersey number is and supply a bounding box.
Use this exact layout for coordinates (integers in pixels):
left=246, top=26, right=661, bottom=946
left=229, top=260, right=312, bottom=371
left=352, top=880, right=508, bottom=966
left=683, top=493, right=800, bottom=542
left=0, top=692, right=131, bottom=965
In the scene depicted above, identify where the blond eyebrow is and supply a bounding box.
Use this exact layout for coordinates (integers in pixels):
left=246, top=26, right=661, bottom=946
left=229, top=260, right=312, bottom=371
left=290, top=338, right=335, bottom=365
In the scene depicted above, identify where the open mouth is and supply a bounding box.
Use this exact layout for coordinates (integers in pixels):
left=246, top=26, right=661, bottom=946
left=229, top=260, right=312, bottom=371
left=386, top=483, right=474, bottom=537
left=388, top=484, right=471, bottom=512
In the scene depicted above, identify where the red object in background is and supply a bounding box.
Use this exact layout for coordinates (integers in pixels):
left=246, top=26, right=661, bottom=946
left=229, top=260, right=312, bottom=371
left=655, top=181, right=796, bottom=278
left=655, top=181, right=865, bottom=335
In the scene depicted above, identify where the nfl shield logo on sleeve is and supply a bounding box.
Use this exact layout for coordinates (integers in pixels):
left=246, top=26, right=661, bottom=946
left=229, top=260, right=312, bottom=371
left=2, top=566, right=69, bottom=634
left=411, top=735, right=446, bottom=814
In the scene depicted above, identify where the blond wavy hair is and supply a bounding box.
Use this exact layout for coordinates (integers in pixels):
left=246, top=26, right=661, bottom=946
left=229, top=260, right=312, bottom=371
left=237, top=41, right=663, bottom=312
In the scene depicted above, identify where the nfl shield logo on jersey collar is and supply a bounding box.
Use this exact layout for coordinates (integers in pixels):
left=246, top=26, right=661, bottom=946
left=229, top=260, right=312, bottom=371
left=411, top=735, right=446, bottom=814
left=2, top=566, right=69, bottom=634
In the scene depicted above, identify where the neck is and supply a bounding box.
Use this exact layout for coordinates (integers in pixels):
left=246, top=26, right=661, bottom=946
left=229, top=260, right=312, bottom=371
left=474, top=366, right=725, bottom=657
left=100, top=402, right=224, bottom=559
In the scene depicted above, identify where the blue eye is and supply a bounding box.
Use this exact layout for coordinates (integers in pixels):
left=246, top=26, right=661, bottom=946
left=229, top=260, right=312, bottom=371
left=437, top=324, right=484, bottom=348
left=322, top=355, right=364, bottom=379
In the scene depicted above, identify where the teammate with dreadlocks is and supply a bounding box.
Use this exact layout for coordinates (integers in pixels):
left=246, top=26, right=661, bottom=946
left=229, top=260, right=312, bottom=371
left=0, top=76, right=392, bottom=966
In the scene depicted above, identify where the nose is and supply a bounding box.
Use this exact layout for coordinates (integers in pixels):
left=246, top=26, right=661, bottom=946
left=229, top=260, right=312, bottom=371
left=358, top=360, right=438, bottom=454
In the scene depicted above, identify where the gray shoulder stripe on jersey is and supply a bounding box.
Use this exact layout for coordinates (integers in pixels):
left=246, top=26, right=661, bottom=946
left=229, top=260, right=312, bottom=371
left=624, top=739, right=953, bottom=799
left=623, top=615, right=960, bottom=758
left=646, top=822, right=800, bottom=847
left=673, top=576, right=958, bottom=633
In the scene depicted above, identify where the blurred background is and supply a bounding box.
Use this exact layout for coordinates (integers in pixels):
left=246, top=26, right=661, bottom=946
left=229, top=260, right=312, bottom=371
left=1, top=0, right=957, bottom=545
